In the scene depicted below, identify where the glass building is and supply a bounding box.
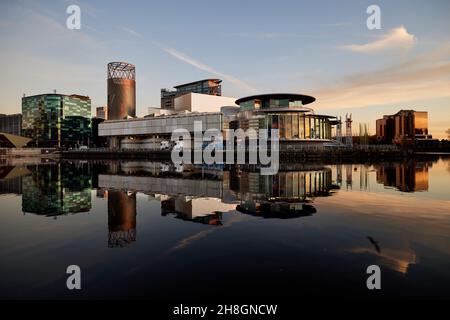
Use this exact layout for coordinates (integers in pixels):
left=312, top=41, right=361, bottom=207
left=234, top=94, right=337, bottom=142
left=22, top=94, right=91, bottom=148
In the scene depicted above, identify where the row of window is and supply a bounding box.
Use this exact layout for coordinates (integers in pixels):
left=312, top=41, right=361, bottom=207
left=240, top=99, right=304, bottom=111
left=266, top=113, right=332, bottom=140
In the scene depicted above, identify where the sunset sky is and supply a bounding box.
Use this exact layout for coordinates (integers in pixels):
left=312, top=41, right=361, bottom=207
left=0, top=0, right=449, bottom=138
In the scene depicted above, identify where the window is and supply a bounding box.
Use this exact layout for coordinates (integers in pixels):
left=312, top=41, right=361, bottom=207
left=285, top=115, right=292, bottom=139
left=292, top=114, right=299, bottom=139
left=305, top=117, right=310, bottom=138
left=299, top=115, right=305, bottom=139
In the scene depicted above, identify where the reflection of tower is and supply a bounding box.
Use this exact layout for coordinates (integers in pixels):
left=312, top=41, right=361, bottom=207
left=359, top=164, right=369, bottom=190
left=345, top=164, right=353, bottom=190
left=108, top=190, right=137, bottom=247
left=345, top=114, right=353, bottom=146
left=336, top=116, right=342, bottom=144
left=336, top=164, right=342, bottom=186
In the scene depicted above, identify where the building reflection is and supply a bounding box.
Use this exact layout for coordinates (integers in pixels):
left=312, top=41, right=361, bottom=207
left=161, top=196, right=223, bottom=225
left=229, top=168, right=338, bottom=218
left=0, top=166, right=30, bottom=195
left=21, top=162, right=92, bottom=216
left=375, top=160, right=430, bottom=192
left=107, top=190, right=137, bottom=247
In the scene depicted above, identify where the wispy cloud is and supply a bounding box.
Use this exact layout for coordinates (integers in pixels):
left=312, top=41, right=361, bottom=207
left=341, top=26, right=417, bottom=53
left=159, top=45, right=258, bottom=93
left=223, top=32, right=320, bottom=39
left=119, top=26, right=144, bottom=39
left=310, top=43, right=450, bottom=110
left=319, top=22, right=351, bottom=28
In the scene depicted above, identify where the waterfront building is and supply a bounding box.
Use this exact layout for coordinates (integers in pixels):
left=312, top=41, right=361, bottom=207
left=99, top=112, right=222, bottom=149
left=161, top=79, right=222, bottom=109
left=0, top=133, right=31, bottom=148
left=0, top=114, right=22, bottom=136
left=96, top=106, right=108, bottom=120
left=22, top=93, right=92, bottom=148
left=234, top=93, right=338, bottom=143
left=376, top=110, right=433, bottom=145
left=99, top=92, right=338, bottom=149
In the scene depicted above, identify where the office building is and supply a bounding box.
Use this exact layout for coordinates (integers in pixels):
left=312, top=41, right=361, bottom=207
left=0, top=114, right=22, bottom=136
left=174, top=92, right=237, bottom=113
left=376, top=110, right=432, bottom=145
left=161, top=79, right=222, bottom=109
left=96, top=106, right=108, bottom=120
left=22, top=93, right=91, bottom=148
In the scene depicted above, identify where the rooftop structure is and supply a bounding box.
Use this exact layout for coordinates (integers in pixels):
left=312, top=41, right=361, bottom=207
left=161, top=79, right=222, bottom=109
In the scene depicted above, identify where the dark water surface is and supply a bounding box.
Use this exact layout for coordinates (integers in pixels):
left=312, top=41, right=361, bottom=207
left=0, top=156, right=449, bottom=300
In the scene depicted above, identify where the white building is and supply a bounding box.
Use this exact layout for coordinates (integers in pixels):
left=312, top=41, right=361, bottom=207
left=174, top=92, right=237, bottom=113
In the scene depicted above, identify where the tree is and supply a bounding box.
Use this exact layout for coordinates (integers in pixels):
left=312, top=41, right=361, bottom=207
left=446, top=128, right=450, bottom=140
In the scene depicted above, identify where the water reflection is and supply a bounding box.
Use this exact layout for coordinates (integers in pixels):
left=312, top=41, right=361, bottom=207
left=375, top=160, right=429, bottom=192
left=21, top=162, right=92, bottom=216
left=0, top=156, right=449, bottom=299
left=107, top=190, right=137, bottom=248
left=230, top=169, right=337, bottom=219
left=0, top=157, right=445, bottom=235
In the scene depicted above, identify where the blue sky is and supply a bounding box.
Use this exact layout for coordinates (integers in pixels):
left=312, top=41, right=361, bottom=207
left=0, top=0, right=449, bottom=138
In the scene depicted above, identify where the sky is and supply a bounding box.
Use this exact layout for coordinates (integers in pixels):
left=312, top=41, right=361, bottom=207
left=0, top=0, right=449, bottom=138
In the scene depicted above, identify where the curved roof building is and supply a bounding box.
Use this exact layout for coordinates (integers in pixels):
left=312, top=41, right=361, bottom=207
left=234, top=93, right=337, bottom=143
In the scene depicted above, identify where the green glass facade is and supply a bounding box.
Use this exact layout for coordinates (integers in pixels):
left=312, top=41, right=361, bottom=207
left=22, top=94, right=91, bottom=148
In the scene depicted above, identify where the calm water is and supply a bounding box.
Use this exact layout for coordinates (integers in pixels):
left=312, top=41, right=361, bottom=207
left=0, top=156, right=450, bottom=300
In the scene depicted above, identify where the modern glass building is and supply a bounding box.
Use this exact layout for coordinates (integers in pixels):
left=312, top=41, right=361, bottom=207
left=234, top=93, right=337, bottom=143
left=22, top=94, right=91, bottom=148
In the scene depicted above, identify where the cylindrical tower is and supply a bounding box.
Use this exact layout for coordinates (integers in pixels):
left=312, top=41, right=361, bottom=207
left=107, top=62, right=136, bottom=120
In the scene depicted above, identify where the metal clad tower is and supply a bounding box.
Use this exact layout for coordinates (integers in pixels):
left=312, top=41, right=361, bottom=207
left=107, top=62, right=136, bottom=120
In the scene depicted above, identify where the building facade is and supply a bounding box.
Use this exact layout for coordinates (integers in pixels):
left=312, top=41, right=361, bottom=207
left=161, top=79, right=222, bottom=109
left=234, top=94, right=336, bottom=143
left=107, top=62, right=136, bottom=120
left=0, top=114, right=22, bottom=136
left=99, top=112, right=222, bottom=149
left=376, top=110, right=432, bottom=145
left=174, top=92, right=237, bottom=113
left=96, top=106, right=108, bottom=120
left=22, top=93, right=92, bottom=148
